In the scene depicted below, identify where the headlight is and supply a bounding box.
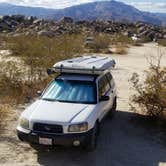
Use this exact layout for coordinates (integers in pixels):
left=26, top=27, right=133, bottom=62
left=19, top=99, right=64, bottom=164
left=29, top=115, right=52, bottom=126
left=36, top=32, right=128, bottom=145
left=19, top=118, right=29, bottom=130
left=68, top=122, right=88, bottom=132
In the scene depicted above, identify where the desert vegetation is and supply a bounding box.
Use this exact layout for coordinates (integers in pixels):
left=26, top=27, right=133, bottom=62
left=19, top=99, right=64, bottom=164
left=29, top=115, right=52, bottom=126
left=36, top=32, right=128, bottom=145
left=85, top=33, right=111, bottom=53
left=130, top=53, right=166, bottom=119
left=0, top=34, right=85, bottom=128
left=110, top=34, right=132, bottom=45
left=0, top=33, right=164, bottom=106
left=92, top=34, right=111, bottom=53
left=0, top=104, right=11, bottom=131
left=0, top=60, right=50, bottom=104
left=158, top=39, right=166, bottom=47
left=85, top=33, right=133, bottom=54
left=114, top=44, right=128, bottom=54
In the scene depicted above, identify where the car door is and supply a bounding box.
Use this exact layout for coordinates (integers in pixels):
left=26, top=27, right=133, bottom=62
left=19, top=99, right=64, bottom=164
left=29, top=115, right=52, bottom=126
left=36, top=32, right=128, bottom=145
left=97, top=73, right=113, bottom=120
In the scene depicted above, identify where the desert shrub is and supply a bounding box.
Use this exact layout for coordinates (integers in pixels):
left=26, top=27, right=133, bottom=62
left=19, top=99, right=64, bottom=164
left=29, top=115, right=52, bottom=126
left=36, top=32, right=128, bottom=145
left=110, top=34, right=132, bottom=45
left=158, top=39, right=166, bottom=47
left=132, top=41, right=143, bottom=47
left=5, top=34, right=84, bottom=72
left=2, top=34, right=83, bottom=95
left=130, top=54, right=166, bottom=119
left=0, top=61, right=52, bottom=104
left=114, top=44, right=128, bottom=54
left=1, top=34, right=84, bottom=104
left=92, top=34, right=111, bottom=53
left=85, top=33, right=111, bottom=53
left=0, top=104, right=10, bottom=131
left=139, top=36, right=152, bottom=43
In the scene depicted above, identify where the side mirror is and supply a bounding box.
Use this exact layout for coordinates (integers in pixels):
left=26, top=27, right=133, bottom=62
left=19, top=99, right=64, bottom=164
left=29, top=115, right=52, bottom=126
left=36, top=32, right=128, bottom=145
left=47, top=68, right=54, bottom=75
left=37, top=90, right=42, bottom=97
left=99, top=95, right=110, bottom=102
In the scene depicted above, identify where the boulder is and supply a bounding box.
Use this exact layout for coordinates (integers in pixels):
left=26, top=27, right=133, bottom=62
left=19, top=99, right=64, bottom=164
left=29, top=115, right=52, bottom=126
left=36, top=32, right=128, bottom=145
left=138, top=26, right=146, bottom=33
left=0, top=22, right=11, bottom=31
left=10, top=15, right=25, bottom=22
left=146, top=31, right=155, bottom=40
left=37, top=30, right=55, bottom=37
left=33, top=19, right=42, bottom=25
left=59, top=17, right=73, bottom=24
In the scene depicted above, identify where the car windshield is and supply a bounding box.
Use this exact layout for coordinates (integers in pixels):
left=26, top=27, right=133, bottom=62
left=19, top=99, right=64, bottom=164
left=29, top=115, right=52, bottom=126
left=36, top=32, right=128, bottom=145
left=42, top=79, right=97, bottom=104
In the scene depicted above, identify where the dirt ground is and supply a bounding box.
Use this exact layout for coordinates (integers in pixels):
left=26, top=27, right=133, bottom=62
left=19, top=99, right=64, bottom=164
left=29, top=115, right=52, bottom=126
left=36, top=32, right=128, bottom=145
left=0, top=43, right=166, bottom=166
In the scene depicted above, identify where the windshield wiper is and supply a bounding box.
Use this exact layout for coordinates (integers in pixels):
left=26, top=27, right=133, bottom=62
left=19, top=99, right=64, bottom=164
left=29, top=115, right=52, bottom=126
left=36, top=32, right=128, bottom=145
left=42, top=98, right=57, bottom=102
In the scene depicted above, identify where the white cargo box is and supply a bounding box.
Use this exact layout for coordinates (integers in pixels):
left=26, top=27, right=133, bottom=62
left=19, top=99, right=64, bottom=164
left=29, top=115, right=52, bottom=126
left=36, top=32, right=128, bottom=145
left=48, top=56, right=116, bottom=75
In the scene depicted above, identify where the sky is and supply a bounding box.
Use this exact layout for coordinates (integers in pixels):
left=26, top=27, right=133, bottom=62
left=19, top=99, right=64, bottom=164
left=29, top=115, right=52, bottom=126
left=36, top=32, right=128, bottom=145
left=0, top=0, right=166, bottom=13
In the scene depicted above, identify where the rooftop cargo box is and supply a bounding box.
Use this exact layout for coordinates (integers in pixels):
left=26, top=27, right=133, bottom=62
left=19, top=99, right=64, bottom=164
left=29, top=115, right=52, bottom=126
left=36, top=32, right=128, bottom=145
left=47, top=56, right=116, bottom=75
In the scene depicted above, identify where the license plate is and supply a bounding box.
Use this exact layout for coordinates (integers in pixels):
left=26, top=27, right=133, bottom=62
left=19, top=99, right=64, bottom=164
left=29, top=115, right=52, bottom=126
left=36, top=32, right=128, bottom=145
left=39, top=137, right=52, bottom=145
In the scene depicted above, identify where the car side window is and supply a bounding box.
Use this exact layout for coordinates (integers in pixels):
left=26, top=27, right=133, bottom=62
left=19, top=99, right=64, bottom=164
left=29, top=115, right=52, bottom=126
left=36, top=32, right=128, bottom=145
left=98, top=75, right=110, bottom=98
left=106, top=72, right=113, bottom=88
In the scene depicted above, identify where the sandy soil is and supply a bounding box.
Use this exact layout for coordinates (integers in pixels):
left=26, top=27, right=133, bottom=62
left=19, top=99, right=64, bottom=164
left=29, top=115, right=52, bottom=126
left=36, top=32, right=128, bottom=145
left=0, top=43, right=166, bottom=166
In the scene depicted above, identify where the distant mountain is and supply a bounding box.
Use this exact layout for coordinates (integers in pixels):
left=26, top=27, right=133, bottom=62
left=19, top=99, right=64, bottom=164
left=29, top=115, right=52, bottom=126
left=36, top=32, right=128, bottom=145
left=0, top=1, right=165, bottom=26
left=0, top=3, right=56, bottom=19
left=53, top=1, right=164, bottom=25
left=155, top=13, right=166, bottom=26
left=155, top=13, right=166, bottom=18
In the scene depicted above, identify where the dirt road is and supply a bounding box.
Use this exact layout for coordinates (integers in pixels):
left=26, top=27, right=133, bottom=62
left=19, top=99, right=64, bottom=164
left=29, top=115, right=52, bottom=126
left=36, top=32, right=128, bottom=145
left=0, top=43, right=166, bottom=166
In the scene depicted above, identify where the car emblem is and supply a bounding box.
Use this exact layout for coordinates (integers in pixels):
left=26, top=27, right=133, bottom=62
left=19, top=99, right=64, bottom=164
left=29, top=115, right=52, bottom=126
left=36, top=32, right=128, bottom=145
left=44, top=126, right=51, bottom=131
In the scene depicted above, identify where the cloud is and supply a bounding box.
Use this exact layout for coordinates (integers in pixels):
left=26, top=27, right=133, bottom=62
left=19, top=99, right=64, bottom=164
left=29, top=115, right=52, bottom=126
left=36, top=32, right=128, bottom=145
left=0, top=0, right=96, bottom=8
left=130, top=2, right=166, bottom=12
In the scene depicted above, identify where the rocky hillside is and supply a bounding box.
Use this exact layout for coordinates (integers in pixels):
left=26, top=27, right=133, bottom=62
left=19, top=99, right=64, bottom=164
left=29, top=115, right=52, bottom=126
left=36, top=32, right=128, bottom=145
left=0, top=15, right=165, bottom=41
left=0, top=1, right=165, bottom=26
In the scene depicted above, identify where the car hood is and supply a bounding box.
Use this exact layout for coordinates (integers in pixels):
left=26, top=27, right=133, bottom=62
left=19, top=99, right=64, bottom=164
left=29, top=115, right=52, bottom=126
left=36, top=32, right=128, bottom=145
left=22, top=100, right=93, bottom=124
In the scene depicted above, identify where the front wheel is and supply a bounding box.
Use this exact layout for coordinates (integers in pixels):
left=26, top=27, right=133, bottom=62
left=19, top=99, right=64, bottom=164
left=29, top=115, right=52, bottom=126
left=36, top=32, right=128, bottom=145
left=84, top=123, right=99, bottom=151
left=109, top=97, right=117, bottom=118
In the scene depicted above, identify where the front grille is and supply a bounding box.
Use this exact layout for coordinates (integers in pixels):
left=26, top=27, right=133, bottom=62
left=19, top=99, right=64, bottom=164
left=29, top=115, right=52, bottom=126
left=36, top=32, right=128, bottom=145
left=33, top=123, right=63, bottom=134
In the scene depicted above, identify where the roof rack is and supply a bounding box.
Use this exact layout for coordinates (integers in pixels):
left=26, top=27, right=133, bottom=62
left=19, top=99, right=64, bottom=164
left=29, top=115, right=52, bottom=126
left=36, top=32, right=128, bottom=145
left=47, top=56, right=116, bottom=75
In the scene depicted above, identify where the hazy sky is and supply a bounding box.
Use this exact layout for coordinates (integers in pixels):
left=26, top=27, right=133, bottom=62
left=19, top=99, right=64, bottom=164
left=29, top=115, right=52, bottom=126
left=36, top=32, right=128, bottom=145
left=0, top=0, right=166, bottom=13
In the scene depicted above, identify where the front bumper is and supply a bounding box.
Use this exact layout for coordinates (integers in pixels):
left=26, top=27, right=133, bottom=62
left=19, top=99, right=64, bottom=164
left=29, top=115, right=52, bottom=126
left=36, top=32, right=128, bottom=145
left=17, top=128, right=93, bottom=147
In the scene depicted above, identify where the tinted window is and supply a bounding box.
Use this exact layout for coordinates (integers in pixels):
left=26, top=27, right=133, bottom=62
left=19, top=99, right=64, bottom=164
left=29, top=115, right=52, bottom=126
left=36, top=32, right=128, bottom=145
left=98, top=75, right=110, bottom=98
left=106, top=73, right=112, bottom=85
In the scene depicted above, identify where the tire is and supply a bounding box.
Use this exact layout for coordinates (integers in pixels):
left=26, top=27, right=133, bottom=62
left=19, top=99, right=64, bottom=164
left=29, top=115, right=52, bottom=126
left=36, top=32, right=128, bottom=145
left=17, top=135, right=24, bottom=141
left=109, top=97, right=117, bottom=118
left=84, top=122, right=99, bottom=151
left=30, top=144, right=42, bottom=151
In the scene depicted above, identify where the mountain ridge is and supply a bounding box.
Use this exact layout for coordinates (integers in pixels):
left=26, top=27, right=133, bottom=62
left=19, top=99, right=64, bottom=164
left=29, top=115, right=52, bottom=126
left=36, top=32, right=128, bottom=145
left=0, top=1, right=165, bottom=26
